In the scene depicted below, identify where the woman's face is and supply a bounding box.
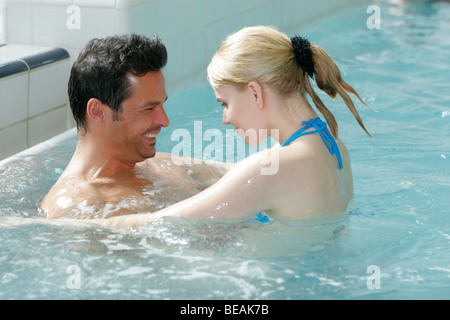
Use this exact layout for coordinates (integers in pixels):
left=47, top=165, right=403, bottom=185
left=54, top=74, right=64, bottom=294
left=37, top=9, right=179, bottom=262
left=213, top=84, right=267, bottom=146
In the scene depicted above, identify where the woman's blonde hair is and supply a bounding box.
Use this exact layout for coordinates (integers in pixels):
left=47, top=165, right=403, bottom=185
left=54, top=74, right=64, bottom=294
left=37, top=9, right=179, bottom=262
left=207, top=26, right=371, bottom=137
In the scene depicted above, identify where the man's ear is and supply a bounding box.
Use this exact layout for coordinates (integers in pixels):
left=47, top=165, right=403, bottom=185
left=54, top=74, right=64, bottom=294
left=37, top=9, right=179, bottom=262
left=247, top=81, right=264, bottom=110
left=86, top=98, right=106, bottom=127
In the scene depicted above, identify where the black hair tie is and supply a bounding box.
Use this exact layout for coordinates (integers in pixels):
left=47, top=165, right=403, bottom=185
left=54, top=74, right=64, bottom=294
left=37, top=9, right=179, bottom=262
left=290, top=35, right=314, bottom=78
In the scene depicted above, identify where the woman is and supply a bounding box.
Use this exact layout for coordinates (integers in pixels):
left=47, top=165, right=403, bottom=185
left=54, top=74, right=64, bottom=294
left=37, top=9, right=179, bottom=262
left=101, top=26, right=372, bottom=229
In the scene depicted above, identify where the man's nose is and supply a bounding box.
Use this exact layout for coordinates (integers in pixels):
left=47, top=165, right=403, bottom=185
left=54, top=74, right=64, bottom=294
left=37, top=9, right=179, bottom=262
left=154, top=105, right=170, bottom=128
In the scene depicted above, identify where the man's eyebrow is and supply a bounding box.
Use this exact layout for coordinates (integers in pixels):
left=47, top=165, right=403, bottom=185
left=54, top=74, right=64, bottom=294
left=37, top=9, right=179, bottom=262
left=140, top=96, right=168, bottom=107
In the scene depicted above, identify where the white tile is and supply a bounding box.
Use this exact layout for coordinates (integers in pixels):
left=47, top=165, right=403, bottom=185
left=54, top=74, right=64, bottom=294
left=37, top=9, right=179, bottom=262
left=28, top=60, right=70, bottom=117
left=217, top=0, right=238, bottom=21
left=131, top=1, right=163, bottom=38
left=0, top=121, right=27, bottom=161
left=0, top=73, right=28, bottom=128
left=72, top=6, right=116, bottom=41
left=176, top=33, right=193, bottom=78
left=230, top=11, right=245, bottom=34
left=73, top=0, right=115, bottom=8
left=162, top=0, right=178, bottom=39
left=66, top=47, right=81, bottom=65
left=203, top=0, right=217, bottom=27
left=270, top=2, right=282, bottom=28
left=189, top=0, right=206, bottom=30
left=175, top=31, right=206, bottom=84
left=115, top=7, right=132, bottom=34
left=280, top=0, right=294, bottom=30
left=116, top=0, right=135, bottom=10
left=192, top=28, right=206, bottom=72
left=31, top=5, right=68, bottom=46
left=4, top=0, right=32, bottom=5
left=204, top=24, right=219, bottom=62
left=176, top=0, right=193, bottom=35
left=0, top=1, right=5, bottom=44
left=27, top=104, right=70, bottom=147
left=32, top=5, right=116, bottom=50
left=218, top=18, right=231, bottom=44
left=162, top=37, right=179, bottom=94
left=116, top=0, right=166, bottom=10
left=5, top=4, right=32, bottom=43
left=32, top=0, right=72, bottom=5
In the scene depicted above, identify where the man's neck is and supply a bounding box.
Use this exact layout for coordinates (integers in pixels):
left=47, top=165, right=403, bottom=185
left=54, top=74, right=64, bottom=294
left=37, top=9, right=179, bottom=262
left=69, top=134, right=139, bottom=180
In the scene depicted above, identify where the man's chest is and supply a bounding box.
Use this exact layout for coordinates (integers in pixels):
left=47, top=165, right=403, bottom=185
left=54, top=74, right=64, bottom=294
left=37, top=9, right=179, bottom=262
left=92, top=173, right=204, bottom=217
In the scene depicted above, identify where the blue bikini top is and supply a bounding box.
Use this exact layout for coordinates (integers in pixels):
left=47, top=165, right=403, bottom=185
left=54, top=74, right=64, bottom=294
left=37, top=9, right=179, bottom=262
left=252, top=117, right=343, bottom=224
left=281, top=117, right=343, bottom=169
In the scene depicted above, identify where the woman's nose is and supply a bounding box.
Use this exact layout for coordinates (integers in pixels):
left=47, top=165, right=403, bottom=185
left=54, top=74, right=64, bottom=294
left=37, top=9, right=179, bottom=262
left=222, top=109, right=230, bottom=125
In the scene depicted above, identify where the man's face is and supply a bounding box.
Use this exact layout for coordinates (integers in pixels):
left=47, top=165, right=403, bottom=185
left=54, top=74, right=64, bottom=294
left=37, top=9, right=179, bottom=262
left=105, top=71, right=169, bottom=163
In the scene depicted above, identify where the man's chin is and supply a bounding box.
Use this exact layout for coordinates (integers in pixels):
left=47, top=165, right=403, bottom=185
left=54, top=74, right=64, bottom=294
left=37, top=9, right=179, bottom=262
left=139, top=145, right=157, bottom=160
left=145, top=148, right=157, bottom=159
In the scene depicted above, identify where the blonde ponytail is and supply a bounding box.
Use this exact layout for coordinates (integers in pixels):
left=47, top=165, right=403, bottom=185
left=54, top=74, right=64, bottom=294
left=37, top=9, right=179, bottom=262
left=207, top=26, right=372, bottom=138
left=307, top=44, right=372, bottom=137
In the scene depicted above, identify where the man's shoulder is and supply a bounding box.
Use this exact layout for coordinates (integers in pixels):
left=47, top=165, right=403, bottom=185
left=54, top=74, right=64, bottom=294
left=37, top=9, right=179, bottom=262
left=141, top=152, right=200, bottom=169
left=139, top=152, right=175, bottom=166
left=41, top=176, right=102, bottom=219
left=154, top=152, right=173, bottom=159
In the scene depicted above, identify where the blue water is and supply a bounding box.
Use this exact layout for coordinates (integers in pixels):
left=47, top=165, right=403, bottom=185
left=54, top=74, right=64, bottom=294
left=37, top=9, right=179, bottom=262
left=1, top=0, right=449, bottom=299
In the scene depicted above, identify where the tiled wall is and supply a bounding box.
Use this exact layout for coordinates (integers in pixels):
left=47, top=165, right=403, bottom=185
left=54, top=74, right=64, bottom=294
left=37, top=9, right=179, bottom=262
left=0, top=1, right=4, bottom=44
left=0, top=44, right=71, bottom=159
left=0, top=0, right=359, bottom=160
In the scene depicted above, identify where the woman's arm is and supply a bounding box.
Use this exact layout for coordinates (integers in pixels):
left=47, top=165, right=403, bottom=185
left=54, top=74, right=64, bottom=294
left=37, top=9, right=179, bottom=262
left=97, top=149, right=279, bottom=230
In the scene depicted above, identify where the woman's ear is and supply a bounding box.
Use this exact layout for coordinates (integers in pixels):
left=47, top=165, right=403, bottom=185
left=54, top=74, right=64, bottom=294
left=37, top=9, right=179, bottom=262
left=247, top=81, right=264, bottom=110
left=86, top=98, right=106, bottom=127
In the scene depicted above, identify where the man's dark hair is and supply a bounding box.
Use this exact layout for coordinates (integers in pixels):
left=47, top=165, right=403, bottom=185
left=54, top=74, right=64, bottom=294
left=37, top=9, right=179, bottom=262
left=68, top=34, right=167, bottom=132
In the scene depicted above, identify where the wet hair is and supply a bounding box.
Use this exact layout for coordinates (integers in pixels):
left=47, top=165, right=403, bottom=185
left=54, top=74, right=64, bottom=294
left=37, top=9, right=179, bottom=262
left=207, top=26, right=371, bottom=138
left=68, top=33, right=167, bottom=133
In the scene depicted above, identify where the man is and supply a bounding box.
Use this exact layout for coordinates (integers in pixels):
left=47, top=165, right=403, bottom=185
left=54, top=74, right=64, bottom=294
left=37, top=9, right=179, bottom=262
left=41, top=34, right=228, bottom=221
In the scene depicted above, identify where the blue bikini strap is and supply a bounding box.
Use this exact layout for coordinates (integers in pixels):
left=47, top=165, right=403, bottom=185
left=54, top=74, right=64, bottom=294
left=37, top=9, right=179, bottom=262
left=281, top=117, right=343, bottom=169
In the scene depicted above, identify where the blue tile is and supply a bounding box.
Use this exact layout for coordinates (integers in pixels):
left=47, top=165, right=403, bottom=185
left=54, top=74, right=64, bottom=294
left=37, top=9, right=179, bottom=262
left=0, top=46, right=70, bottom=79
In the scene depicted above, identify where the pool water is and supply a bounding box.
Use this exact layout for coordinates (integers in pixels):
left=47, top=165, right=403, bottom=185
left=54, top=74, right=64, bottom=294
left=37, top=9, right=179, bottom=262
left=1, top=0, right=449, bottom=299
